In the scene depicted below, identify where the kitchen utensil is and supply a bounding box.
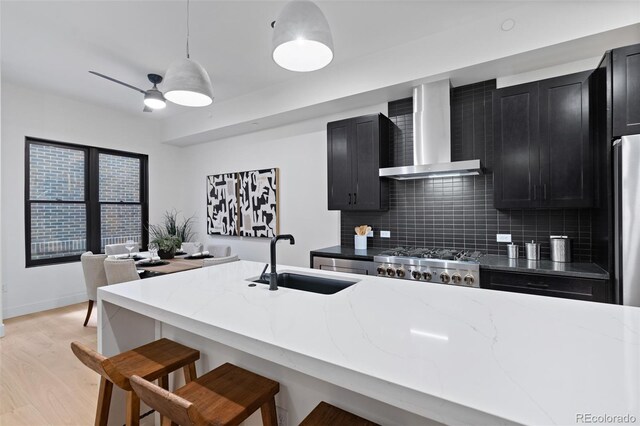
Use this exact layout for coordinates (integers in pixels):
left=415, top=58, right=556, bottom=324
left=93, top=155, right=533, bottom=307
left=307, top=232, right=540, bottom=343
left=507, top=243, right=519, bottom=259
left=550, top=235, right=572, bottom=262
left=525, top=240, right=541, bottom=261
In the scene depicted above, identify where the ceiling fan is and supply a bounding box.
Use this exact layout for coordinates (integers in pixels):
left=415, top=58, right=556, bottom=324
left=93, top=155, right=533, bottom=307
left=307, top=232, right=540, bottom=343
left=89, top=71, right=166, bottom=112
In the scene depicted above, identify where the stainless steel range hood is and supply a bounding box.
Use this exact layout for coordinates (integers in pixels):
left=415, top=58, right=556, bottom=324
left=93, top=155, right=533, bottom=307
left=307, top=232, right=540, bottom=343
left=379, top=80, right=483, bottom=180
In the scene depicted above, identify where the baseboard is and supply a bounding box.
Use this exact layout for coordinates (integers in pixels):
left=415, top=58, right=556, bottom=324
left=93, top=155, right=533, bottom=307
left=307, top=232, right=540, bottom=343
left=3, top=292, right=87, bottom=319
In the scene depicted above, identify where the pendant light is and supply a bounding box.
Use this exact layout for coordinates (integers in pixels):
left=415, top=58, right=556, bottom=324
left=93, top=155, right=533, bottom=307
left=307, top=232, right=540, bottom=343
left=163, top=0, right=214, bottom=107
left=272, top=0, right=334, bottom=72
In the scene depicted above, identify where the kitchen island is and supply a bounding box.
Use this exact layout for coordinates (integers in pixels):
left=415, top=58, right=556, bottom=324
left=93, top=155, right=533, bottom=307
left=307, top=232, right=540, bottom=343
left=98, top=260, right=640, bottom=425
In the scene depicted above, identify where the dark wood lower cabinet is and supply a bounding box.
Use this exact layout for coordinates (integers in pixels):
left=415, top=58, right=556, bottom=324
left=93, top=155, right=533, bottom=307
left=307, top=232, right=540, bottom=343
left=480, top=270, right=610, bottom=303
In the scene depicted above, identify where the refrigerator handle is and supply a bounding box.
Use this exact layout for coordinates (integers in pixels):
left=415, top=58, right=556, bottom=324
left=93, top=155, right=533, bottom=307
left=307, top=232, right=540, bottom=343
left=613, top=138, right=622, bottom=147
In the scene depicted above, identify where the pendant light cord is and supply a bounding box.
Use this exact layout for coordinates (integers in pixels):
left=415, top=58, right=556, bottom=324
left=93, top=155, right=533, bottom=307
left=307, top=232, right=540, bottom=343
left=186, top=0, right=190, bottom=59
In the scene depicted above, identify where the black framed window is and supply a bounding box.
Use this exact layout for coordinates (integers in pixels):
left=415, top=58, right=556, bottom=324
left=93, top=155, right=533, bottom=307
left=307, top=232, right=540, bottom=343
left=25, top=137, right=148, bottom=267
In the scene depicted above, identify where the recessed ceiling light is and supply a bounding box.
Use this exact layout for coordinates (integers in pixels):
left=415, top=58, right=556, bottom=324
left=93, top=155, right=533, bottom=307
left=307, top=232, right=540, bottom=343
left=501, top=18, right=516, bottom=32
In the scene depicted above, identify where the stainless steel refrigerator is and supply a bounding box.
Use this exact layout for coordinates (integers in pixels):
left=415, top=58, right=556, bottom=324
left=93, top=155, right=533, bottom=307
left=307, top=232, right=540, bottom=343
left=614, top=134, right=640, bottom=307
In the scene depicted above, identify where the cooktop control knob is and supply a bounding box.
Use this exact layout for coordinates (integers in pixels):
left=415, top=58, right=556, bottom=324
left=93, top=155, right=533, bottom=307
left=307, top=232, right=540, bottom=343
left=396, top=269, right=406, bottom=278
left=422, top=271, right=432, bottom=281
left=451, top=273, right=462, bottom=284
left=377, top=266, right=386, bottom=276
left=464, top=274, right=475, bottom=286
left=411, top=270, right=421, bottom=280
left=386, top=267, right=396, bottom=277
left=440, top=272, right=450, bottom=284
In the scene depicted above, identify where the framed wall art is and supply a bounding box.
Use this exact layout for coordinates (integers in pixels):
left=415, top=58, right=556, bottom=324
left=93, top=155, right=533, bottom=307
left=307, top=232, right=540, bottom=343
left=206, top=173, right=239, bottom=236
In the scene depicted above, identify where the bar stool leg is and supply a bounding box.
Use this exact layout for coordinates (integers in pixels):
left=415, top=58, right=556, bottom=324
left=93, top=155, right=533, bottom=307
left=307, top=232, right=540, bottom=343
left=126, top=391, right=140, bottom=426
left=260, top=397, right=278, bottom=426
left=95, top=377, right=113, bottom=426
left=157, top=376, right=169, bottom=424
left=183, top=362, right=197, bottom=383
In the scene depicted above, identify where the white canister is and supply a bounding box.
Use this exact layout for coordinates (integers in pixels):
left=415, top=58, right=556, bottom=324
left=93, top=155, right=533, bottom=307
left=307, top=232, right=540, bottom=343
left=354, top=235, right=367, bottom=250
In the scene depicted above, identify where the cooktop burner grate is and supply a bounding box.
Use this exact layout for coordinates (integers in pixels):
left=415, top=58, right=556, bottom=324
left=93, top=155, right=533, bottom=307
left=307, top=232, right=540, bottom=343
left=377, top=247, right=484, bottom=262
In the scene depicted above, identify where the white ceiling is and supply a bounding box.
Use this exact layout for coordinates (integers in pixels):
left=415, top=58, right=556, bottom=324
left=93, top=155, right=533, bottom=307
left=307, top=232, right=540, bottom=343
left=1, top=1, right=521, bottom=118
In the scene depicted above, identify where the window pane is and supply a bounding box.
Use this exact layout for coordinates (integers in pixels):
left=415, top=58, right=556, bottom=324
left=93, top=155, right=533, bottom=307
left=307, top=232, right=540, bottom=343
left=30, top=203, right=86, bottom=260
left=101, top=204, right=142, bottom=251
left=29, top=144, right=85, bottom=201
left=99, top=154, right=140, bottom=202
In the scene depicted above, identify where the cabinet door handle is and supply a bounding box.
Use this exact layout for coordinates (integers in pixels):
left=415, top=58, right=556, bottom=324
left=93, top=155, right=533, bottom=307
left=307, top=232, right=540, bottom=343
left=353, top=192, right=357, bottom=205
left=543, top=184, right=547, bottom=200
left=533, top=185, right=537, bottom=201
left=348, top=193, right=352, bottom=205
left=526, top=282, right=549, bottom=289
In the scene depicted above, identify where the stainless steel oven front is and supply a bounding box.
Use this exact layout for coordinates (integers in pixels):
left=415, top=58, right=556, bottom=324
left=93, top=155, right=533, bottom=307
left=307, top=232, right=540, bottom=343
left=312, top=256, right=377, bottom=276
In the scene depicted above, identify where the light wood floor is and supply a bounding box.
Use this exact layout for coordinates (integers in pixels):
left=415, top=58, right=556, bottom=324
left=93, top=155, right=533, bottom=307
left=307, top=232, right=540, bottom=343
left=0, top=303, right=154, bottom=426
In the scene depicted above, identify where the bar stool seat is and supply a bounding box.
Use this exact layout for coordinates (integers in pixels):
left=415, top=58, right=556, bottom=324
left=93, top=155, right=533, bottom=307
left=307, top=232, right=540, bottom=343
left=300, top=401, right=380, bottom=426
left=130, top=362, right=280, bottom=426
left=71, top=338, right=200, bottom=426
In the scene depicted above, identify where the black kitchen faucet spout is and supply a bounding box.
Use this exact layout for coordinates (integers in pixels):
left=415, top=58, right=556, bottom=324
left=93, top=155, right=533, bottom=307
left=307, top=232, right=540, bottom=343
left=270, top=234, right=295, bottom=290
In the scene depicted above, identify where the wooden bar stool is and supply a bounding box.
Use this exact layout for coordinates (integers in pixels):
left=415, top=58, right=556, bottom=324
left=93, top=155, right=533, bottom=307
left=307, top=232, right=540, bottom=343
left=71, top=338, right=200, bottom=426
left=300, top=401, right=380, bottom=426
left=129, top=362, right=280, bottom=426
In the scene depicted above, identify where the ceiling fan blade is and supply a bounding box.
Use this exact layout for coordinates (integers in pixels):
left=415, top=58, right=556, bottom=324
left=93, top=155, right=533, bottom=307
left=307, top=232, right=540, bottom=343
left=143, top=105, right=152, bottom=113
left=89, top=71, right=146, bottom=94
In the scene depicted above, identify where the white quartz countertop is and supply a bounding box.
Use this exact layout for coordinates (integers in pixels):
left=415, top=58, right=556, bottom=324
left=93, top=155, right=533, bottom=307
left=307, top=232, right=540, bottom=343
left=99, top=261, right=640, bottom=425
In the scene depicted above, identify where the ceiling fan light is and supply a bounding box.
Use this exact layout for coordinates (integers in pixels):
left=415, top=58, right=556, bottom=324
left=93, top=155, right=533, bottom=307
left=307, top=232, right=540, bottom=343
left=144, top=88, right=166, bottom=109
left=272, top=0, right=334, bottom=72
left=163, top=57, right=214, bottom=107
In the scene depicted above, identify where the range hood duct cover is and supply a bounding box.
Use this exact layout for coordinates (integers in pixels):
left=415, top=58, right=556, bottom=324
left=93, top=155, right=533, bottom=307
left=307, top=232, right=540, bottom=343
left=379, top=80, right=483, bottom=180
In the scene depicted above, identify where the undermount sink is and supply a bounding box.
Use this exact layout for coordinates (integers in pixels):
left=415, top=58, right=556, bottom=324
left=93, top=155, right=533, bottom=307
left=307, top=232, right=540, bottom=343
left=250, top=272, right=358, bottom=295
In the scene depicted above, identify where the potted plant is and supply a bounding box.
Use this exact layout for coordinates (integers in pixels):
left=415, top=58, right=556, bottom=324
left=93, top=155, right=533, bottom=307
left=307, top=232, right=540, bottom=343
left=151, top=234, right=182, bottom=259
left=148, top=210, right=196, bottom=259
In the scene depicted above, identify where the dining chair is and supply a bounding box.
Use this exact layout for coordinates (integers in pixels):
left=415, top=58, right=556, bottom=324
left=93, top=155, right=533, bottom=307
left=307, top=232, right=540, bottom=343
left=203, top=255, right=239, bottom=267
left=105, top=243, right=140, bottom=256
left=80, top=251, right=108, bottom=326
left=207, top=244, right=231, bottom=257
left=181, top=242, right=203, bottom=255
left=129, top=362, right=279, bottom=426
left=104, top=258, right=141, bottom=285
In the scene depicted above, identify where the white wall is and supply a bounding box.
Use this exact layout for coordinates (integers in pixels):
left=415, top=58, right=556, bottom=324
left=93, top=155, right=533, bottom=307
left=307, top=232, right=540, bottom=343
left=180, top=103, right=387, bottom=268
left=1, top=81, right=186, bottom=319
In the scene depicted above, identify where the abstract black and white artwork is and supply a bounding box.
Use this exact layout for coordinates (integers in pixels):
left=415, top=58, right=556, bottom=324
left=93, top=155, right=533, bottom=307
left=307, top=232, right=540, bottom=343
left=206, top=173, right=238, bottom=236
left=238, top=168, right=279, bottom=237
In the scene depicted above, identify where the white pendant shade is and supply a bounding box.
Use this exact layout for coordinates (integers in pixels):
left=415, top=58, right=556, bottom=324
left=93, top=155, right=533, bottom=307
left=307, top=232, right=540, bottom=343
left=143, top=88, right=166, bottom=110
left=272, top=0, right=334, bottom=72
left=163, top=57, right=214, bottom=107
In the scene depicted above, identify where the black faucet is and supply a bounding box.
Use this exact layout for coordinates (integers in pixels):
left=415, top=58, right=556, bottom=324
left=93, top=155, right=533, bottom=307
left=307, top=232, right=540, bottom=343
left=269, top=234, right=295, bottom=291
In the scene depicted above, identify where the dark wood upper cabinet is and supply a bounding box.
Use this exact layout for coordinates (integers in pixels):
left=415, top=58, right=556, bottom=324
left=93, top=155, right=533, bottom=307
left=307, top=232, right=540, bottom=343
left=493, top=82, right=540, bottom=208
left=612, top=43, right=640, bottom=137
left=493, top=71, right=592, bottom=209
left=327, top=114, right=389, bottom=211
left=539, top=71, right=592, bottom=208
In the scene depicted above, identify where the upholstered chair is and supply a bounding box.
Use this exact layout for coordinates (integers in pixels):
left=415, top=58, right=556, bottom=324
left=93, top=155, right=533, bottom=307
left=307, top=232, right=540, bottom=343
left=203, top=255, right=239, bottom=267
left=181, top=242, right=203, bottom=255
left=104, top=258, right=141, bottom=285
left=80, top=251, right=108, bottom=326
left=105, top=243, right=140, bottom=256
left=207, top=245, right=232, bottom=257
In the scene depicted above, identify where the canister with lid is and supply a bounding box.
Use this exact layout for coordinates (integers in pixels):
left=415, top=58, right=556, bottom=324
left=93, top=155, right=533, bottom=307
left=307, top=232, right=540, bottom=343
left=525, top=240, right=541, bottom=261
left=550, top=235, right=571, bottom=262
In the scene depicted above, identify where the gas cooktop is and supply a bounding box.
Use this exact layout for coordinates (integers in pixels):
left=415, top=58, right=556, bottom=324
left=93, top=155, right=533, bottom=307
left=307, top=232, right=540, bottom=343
left=376, top=247, right=484, bottom=262
left=373, top=246, right=484, bottom=287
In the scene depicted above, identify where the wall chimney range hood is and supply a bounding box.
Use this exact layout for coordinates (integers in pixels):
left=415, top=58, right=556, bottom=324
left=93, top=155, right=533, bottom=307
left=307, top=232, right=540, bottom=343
left=379, top=80, right=483, bottom=180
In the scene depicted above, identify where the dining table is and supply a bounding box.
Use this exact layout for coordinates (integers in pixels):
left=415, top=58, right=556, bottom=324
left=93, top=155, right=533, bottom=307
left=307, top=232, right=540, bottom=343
left=115, top=252, right=208, bottom=278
